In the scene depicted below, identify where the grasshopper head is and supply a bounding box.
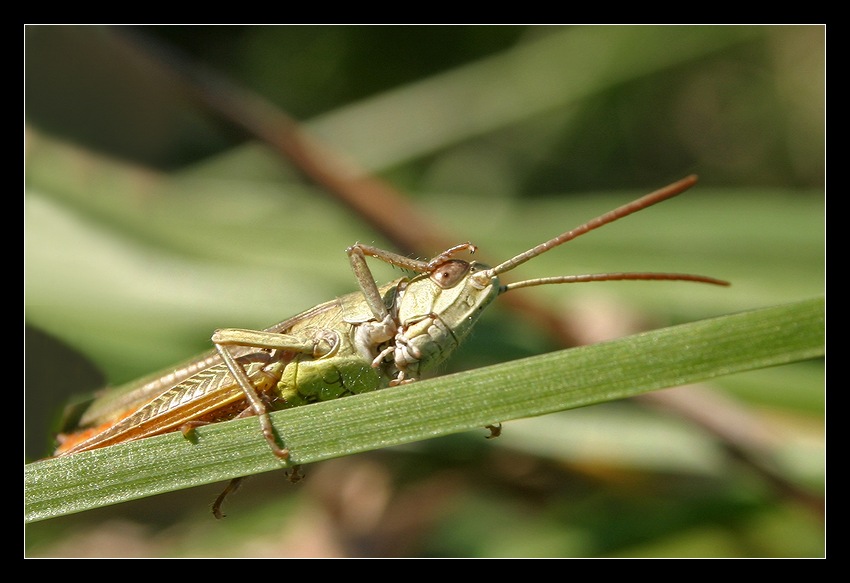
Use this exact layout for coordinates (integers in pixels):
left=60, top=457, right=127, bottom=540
left=401, top=258, right=502, bottom=334
left=394, top=258, right=501, bottom=375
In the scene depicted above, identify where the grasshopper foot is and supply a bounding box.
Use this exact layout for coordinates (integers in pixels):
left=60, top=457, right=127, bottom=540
left=286, top=465, right=304, bottom=483
left=180, top=420, right=211, bottom=442
left=485, top=423, right=502, bottom=439
left=212, top=476, right=244, bottom=519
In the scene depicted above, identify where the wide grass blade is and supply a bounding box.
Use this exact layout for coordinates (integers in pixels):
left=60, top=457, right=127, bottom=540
left=25, top=297, right=823, bottom=523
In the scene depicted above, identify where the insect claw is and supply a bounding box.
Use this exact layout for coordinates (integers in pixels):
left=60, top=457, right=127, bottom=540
left=262, top=430, right=289, bottom=459
left=286, top=465, right=304, bottom=483
left=485, top=423, right=502, bottom=439
left=372, top=345, right=394, bottom=367
left=389, top=371, right=415, bottom=386
left=426, top=242, right=477, bottom=269
left=212, top=476, right=244, bottom=519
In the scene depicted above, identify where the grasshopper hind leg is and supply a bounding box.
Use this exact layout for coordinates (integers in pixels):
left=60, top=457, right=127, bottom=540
left=213, top=342, right=291, bottom=459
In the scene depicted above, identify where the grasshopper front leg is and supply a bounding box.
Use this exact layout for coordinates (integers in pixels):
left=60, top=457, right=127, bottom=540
left=346, top=242, right=477, bottom=382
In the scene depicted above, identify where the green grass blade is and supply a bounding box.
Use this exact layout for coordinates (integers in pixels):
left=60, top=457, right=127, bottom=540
left=24, top=297, right=824, bottom=523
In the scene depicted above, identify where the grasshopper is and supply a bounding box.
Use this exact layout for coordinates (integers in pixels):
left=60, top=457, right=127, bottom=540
left=53, top=176, right=728, bottom=516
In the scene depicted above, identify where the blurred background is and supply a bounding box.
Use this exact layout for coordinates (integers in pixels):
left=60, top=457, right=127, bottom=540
left=24, top=25, right=824, bottom=557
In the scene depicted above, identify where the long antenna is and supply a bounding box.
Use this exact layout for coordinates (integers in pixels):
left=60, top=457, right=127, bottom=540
left=502, top=271, right=730, bottom=292
left=487, top=175, right=701, bottom=278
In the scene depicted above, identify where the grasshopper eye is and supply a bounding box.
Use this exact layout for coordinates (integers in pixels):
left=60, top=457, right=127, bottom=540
left=430, top=260, right=470, bottom=289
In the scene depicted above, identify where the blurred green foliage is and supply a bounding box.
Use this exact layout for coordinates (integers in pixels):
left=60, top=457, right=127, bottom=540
left=24, top=25, right=823, bottom=557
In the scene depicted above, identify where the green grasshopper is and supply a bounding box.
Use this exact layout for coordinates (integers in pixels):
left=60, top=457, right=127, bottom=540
left=54, top=175, right=728, bottom=516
